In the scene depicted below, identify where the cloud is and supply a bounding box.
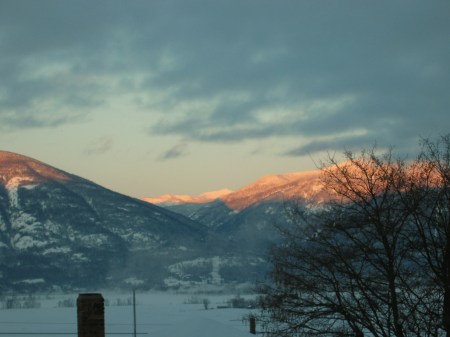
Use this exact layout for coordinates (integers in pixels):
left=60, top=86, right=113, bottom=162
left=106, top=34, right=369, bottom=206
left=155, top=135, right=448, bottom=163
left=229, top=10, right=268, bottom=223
left=141, top=1, right=450, bottom=155
left=0, top=112, right=83, bottom=131
left=1, top=0, right=449, bottom=156
left=84, top=137, right=113, bottom=156
left=158, top=143, right=189, bottom=161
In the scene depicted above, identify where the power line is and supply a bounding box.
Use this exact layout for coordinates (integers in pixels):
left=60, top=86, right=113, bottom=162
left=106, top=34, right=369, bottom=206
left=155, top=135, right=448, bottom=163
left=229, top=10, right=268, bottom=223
left=0, top=333, right=147, bottom=335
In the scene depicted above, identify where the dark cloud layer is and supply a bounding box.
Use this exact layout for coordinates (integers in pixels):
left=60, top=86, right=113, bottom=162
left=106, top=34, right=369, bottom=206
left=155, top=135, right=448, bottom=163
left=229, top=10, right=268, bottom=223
left=1, top=0, right=449, bottom=156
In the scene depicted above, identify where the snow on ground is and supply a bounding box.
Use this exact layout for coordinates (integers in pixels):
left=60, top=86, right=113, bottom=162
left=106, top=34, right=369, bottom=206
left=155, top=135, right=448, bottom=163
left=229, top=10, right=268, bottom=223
left=6, top=177, right=34, bottom=208
left=0, top=292, right=259, bottom=337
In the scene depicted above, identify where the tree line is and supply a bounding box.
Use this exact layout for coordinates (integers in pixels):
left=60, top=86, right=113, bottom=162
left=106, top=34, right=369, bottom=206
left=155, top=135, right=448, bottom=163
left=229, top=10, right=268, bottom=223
left=259, top=135, right=450, bottom=337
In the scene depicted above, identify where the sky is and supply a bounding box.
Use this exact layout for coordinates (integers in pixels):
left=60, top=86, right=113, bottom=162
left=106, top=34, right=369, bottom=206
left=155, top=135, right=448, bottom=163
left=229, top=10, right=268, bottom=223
left=1, top=0, right=449, bottom=198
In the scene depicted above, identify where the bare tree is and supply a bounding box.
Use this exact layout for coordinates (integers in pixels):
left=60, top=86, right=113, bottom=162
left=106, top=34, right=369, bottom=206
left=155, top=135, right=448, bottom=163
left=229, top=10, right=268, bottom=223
left=259, top=146, right=442, bottom=337
left=260, top=207, right=369, bottom=337
left=397, top=135, right=450, bottom=337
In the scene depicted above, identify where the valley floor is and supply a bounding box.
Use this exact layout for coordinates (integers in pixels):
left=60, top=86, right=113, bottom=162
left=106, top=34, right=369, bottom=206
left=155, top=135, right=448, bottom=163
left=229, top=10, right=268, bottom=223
left=0, top=292, right=259, bottom=337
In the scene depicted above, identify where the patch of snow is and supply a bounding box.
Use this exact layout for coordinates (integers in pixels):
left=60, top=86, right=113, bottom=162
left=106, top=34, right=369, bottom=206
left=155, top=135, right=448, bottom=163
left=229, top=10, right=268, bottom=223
left=198, top=189, right=233, bottom=200
left=12, top=235, right=46, bottom=250
left=43, top=246, right=72, bottom=255
left=168, top=258, right=209, bottom=277
left=72, top=253, right=88, bottom=262
left=81, top=234, right=109, bottom=247
left=15, top=278, right=45, bottom=284
left=210, top=256, right=223, bottom=284
left=124, top=277, right=145, bottom=286
left=12, top=212, right=41, bottom=231
left=6, top=176, right=35, bottom=208
left=22, top=184, right=38, bottom=190
left=264, top=206, right=274, bottom=214
left=143, top=189, right=234, bottom=205
left=43, top=220, right=63, bottom=235
left=121, top=232, right=162, bottom=248
left=311, top=181, right=324, bottom=192
left=154, top=317, right=244, bottom=337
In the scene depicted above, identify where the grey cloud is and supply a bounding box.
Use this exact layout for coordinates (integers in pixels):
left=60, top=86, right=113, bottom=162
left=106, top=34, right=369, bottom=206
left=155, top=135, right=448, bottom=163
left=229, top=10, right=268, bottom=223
left=1, top=0, right=449, bottom=155
left=84, top=137, right=113, bottom=156
left=284, top=134, right=382, bottom=158
left=158, top=143, right=189, bottom=161
left=143, top=1, right=450, bottom=155
left=0, top=0, right=131, bottom=129
left=0, top=112, right=84, bottom=131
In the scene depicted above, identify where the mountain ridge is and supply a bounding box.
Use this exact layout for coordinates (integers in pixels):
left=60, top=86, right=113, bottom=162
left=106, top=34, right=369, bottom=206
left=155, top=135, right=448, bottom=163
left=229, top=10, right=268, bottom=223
left=144, top=169, right=328, bottom=211
left=0, top=150, right=213, bottom=291
left=0, top=150, right=323, bottom=291
left=0, top=150, right=74, bottom=185
left=143, top=188, right=233, bottom=205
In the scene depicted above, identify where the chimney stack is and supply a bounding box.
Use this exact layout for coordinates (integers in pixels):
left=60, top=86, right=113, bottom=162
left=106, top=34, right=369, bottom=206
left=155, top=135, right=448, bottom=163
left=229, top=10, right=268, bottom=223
left=77, top=293, right=105, bottom=337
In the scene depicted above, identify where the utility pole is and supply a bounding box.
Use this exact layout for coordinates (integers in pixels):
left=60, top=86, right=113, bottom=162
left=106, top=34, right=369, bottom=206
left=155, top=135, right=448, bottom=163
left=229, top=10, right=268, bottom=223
left=133, top=288, right=137, bottom=337
left=249, top=315, right=256, bottom=335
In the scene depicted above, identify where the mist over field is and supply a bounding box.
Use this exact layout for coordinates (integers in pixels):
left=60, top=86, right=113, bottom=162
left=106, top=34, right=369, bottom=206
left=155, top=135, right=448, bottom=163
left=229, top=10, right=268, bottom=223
left=0, top=291, right=258, bottom=337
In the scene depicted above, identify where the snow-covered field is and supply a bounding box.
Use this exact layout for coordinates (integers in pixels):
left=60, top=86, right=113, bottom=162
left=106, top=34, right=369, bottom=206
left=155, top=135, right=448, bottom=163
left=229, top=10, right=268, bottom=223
left=0, top=292, right=259, bottom=337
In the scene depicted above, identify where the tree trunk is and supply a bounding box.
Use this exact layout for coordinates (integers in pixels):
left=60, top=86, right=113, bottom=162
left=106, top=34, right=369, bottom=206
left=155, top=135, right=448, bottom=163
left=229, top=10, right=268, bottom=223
left=443, top=237, right=450, bottom=337
left=443, top=289, right=450, bottom=337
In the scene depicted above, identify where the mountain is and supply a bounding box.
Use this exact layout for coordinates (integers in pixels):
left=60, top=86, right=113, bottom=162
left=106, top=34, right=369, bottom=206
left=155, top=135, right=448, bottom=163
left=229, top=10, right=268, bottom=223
left=147, top=170, right=327, bottom=212
left=0, top=150, right=327, bottom=292
left=145, top=170, right=328, bottom=259
left=146, top=170, right=327, bottom=227
left=0, top=150, right=212, bottom=291
left=220, top=171, right=327, bottom=210
left=143, top=189, right=233, bottom=205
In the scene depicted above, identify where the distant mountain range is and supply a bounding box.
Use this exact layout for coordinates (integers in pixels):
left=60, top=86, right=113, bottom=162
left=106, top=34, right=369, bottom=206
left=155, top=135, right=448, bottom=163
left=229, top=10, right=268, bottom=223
left=143, top=189, right=234, bottom=206
left=0, top=150, right=326, bottom=292
left=142, top=170, right=329, bottom=270
left=144, top=170, right=327, bottom=210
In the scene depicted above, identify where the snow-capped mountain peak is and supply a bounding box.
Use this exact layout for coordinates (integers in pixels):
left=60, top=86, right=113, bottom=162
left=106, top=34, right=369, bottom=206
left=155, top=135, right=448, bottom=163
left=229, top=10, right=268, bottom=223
left=142, top=188, right=233, bottom=205
left=0, top=150, right=72, bottom=185
left=144, top=170, right=328, bottom=211
left=0, top=150, right=208, bottom=291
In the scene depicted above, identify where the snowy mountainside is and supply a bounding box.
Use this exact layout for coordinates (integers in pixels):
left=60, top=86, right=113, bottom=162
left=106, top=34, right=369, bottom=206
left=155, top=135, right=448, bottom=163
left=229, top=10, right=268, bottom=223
left=143, top=189, right=233, bottom=205
left=0, top=150, right=319, bottom=291
left=147, top=170, right=327, bottom=265
left=147, top=170, right=326, bottom=212
left=221, top=171, right=326, bottom=210
left=165, top=200, right=236, bottom=229
left=0, top=150, right=212, bottom=291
